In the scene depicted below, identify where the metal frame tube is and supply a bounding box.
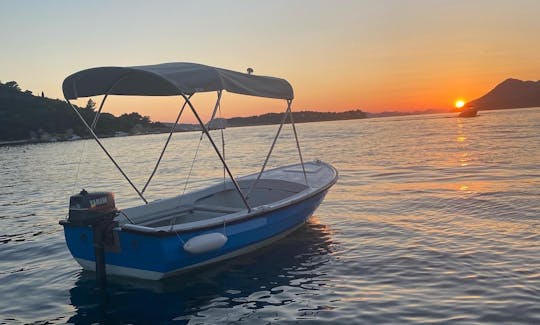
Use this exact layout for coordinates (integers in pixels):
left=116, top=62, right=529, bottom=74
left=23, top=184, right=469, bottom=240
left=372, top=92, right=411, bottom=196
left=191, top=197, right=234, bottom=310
left=66, top=99, right=148, bottom=204
left=180, top=94, right=251, bottom=212
left=90, top=74, right=132, bottom=130
left=207, top=91, right=226, bottom=183
left=208, top=90, right=223, bottom=129
left=288, top=99, right=309, bottom=186
left=90, top=93, right=108, bottom=131
left=141, top=94, right=192, bottom=194
left=246, top=101, right=291, bottom=198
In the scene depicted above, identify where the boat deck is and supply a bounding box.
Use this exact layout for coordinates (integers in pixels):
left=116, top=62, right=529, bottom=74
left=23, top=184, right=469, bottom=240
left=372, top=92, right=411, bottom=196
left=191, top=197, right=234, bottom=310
left=119, top=161, right=337, bottom=232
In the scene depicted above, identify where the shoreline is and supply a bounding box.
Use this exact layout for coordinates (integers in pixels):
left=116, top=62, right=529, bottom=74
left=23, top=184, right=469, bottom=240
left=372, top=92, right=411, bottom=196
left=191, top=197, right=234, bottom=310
left=4, top=107, right=536, bottom=147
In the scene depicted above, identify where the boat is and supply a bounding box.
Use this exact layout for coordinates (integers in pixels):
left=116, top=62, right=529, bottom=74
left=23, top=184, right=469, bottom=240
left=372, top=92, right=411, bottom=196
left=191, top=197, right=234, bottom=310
left=59, top=62, right=338, bottom=280
left=458, top=106, right=478, bottom=117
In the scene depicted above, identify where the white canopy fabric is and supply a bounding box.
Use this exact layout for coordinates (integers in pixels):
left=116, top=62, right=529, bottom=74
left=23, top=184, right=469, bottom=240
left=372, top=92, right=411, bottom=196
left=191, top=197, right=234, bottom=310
left=62, top=62, right=294, bottom=100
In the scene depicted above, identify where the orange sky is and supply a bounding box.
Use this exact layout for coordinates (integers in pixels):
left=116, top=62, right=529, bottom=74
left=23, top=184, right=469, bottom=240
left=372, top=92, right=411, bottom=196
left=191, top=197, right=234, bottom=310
left=2, top=1, right=540, bottom=122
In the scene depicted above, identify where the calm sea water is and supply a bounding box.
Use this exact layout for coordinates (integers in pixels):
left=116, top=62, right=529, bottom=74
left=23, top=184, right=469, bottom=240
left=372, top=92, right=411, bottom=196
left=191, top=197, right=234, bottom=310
left=1, top=108, right=539, bottom=324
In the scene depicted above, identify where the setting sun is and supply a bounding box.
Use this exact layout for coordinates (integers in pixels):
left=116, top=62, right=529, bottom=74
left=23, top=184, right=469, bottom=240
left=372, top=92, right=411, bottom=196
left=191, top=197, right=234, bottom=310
left=455, top=100, right=465, bottom=109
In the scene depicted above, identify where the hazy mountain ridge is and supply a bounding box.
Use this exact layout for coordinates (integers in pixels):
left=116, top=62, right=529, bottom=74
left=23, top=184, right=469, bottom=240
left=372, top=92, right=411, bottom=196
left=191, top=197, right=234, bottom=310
left=467, top=78, right=540, bottom=110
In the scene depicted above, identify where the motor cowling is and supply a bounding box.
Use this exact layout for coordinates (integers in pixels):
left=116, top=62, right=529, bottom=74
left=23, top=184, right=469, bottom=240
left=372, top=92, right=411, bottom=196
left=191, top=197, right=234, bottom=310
left=68, top=189, right=117, bottom=226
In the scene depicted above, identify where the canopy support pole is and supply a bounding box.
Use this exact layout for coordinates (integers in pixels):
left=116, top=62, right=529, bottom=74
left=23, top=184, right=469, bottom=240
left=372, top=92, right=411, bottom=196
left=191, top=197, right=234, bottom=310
left=208, top=90, right=223, bottom=128
left=66, top=99, right=148, bottom=204
left=90, top=93, right=108, bottom=130
left=246, top=101, right=291, bottom=198
left=181, top=94, right=251, bottom=212
left=218, top=98, right=226, bottom=186
left=288, top=99, right=309, bottom=186
left=90, top=73, right=132, bottom=130
left=141, top=94, right=192, bottom=194
left=207, top=91, right=226, bottom=185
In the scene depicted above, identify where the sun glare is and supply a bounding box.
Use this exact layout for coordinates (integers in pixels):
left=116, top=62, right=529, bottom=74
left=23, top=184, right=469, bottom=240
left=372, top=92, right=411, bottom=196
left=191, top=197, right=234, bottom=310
left=455, top=100, right=465, bottom=109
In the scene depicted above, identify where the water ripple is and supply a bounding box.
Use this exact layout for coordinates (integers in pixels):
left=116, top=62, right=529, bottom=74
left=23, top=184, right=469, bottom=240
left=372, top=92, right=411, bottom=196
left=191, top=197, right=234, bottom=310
left=1, top=109, right=539, bottom=323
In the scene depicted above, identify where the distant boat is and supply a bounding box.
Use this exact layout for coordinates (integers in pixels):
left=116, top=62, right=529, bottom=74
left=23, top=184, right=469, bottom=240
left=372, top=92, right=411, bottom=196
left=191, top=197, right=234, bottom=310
left=59, top=62, right=338, bottom=280
left=458, top=107, right=478, bottom=118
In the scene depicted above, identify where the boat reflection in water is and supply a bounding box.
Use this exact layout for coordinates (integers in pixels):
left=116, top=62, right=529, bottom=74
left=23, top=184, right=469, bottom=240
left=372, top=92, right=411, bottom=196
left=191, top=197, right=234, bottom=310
left=66, top=219, right=334, bottom=324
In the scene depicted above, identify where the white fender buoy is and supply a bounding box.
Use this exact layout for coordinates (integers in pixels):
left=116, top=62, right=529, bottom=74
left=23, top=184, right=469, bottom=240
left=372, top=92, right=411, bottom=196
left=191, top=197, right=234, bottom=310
left=183, top=233, right=228, bottom=254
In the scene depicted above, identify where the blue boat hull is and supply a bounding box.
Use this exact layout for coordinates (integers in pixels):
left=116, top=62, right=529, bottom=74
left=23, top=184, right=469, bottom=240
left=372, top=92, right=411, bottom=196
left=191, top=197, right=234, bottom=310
left=62, top=189, right=329, bottom=280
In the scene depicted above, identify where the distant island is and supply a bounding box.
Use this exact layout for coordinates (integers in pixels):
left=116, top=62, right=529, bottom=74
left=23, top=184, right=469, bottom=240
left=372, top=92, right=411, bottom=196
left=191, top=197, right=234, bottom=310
left=467, top=78, right=540, bottom=110
left=227, top=110, right=366, bottom=127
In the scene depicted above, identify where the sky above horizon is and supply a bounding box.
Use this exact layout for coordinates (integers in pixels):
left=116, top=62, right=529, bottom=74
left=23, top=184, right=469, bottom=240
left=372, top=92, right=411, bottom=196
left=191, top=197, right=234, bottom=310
left=1, top=0, right=540, bottom=122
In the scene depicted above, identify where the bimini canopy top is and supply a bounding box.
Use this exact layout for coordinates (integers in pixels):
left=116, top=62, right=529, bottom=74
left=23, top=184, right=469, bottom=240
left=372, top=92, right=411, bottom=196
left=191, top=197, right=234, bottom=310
left=62, top=62, right=294, bottom=100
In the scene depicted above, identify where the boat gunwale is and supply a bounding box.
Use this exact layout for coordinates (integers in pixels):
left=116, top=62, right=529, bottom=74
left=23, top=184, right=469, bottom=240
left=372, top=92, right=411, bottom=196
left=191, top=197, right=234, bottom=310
left=61, top=162, right=338, bottom=237
left=124, top=180, right=334, bottom=237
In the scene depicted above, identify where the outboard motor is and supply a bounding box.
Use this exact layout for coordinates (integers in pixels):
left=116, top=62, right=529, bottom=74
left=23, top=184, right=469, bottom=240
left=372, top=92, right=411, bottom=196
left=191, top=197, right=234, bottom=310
left=67, top=189, right=118, bottom=286
left=68, top=190, right=117, bottom=225
left=68, top=190, right=117, bottom=226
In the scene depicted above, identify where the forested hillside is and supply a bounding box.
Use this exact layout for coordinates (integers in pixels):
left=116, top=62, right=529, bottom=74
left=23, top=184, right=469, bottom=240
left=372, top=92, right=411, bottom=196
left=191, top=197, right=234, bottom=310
left=0, top=81, right=166, bottom=141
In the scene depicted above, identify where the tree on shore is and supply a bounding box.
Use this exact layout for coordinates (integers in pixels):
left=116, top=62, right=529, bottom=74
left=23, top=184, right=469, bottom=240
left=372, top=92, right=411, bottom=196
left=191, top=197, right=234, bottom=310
left=85, top=98, right=96, bottom=111
left=4, top=81, right=20, bottom=91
